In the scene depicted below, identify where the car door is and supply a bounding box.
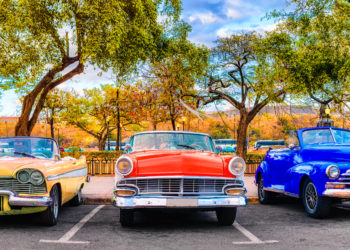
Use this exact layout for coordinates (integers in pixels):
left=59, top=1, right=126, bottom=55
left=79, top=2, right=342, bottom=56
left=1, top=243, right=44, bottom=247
left=265, top=131, right=301, bottom=191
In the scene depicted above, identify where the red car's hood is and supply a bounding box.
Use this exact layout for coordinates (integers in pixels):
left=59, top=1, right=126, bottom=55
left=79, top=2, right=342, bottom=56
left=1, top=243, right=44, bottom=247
left=128, top=150, right=224, bottom=177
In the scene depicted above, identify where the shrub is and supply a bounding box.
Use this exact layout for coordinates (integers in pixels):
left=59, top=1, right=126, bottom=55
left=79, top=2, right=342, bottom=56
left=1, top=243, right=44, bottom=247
left=61, top=151, right=123, bottom=160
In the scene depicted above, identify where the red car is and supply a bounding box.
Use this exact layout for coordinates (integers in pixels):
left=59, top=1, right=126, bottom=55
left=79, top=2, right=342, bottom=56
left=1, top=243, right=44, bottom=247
left=112, top=131, right=247, bottom=226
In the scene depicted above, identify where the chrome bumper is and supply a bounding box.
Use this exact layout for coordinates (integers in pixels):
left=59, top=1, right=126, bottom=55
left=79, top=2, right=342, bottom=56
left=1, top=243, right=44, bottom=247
left=0, top=190, right=52, bottom=207
left=112, top=195, right=247, bottom=209
left=323, top=189, right=350, bottom=198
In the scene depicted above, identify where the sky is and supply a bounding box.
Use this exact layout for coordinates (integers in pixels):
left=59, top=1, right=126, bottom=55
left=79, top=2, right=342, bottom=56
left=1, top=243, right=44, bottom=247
left=0, top=0, right=288, bottom=116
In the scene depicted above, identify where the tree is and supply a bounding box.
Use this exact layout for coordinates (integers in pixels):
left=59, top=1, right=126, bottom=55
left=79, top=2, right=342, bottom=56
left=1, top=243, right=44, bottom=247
left=199, top=32, right=291, bottom=159
left=43, top=89, right=67, bottom=138
left=270, top=0, right=350, bottom=110
left=0, top=0, right=181, bottom=136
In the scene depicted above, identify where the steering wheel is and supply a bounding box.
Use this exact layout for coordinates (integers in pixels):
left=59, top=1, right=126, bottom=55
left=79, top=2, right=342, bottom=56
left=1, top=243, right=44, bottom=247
left=32, top=153, right=49, bottom=159
left=190, top=144, right=205, bottom=151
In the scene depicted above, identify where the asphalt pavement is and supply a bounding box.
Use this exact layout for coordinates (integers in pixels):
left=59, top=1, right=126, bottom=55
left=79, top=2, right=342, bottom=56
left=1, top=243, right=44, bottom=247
left=2, top=199, right=350, bottom=249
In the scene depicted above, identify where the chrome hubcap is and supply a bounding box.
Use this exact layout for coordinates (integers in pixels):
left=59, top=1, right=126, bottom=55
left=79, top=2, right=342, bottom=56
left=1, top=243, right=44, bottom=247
left=305, top=182, right=317, bottom=211
left=52, top=189, right=59, bottom=218
left=259, top=179, right=264, bottom=199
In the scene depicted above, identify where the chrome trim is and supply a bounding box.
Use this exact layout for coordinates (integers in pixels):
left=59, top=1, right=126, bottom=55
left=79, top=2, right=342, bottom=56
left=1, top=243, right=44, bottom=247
left=0, top=190, right=52, bottom=207
left=133, top=131, right=210, bottom=137
left=323, top=189, right=350, bottom=198
left=264, top=187, right=299, bottom=198
left=115, top=187, right=138, bottom=197
left=115, top=184, right=140, bottom=194
left=224, top=187, right=247, bottom=195
left=46, top=167, right=87, bottom=181
left=113, top=195, right=247, bottom=208
left=115, top=156, right=133, bottom=176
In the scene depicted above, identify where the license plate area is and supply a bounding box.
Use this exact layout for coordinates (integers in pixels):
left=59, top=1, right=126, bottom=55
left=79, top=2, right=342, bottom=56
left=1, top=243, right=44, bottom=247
left=166, top=198, right=198, bottom=207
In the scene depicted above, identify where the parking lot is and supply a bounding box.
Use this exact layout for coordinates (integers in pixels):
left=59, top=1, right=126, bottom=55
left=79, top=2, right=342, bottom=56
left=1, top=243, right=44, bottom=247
left=2, top=200, right=350, bottom=250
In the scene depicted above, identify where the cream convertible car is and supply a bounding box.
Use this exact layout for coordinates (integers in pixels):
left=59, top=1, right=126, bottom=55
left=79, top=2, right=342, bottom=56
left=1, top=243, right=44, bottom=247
left=0, top=137, right=88, bottom=226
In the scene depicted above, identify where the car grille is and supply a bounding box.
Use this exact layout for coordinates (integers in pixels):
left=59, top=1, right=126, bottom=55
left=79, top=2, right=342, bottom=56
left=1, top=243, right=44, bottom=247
left=0, top=178, right=47, bottom=194
left=118, top=177, right=244, bottom=195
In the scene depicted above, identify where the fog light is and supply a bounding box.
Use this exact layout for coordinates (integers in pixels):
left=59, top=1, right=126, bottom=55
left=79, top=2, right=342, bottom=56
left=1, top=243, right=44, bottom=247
left=225, top=188, right=246, bottom=196
left=115, top=189, right=136, bottom=197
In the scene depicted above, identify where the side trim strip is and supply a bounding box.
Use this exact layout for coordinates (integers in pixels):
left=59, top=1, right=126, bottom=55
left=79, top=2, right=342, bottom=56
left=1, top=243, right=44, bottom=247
left=264, top=187, right=299, bottom=198
left=47, top=167, right=87, bottom=181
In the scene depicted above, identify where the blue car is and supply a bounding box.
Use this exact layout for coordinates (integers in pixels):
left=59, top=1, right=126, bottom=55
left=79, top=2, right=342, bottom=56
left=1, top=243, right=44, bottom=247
left=255, top=127, right=350, bottom=218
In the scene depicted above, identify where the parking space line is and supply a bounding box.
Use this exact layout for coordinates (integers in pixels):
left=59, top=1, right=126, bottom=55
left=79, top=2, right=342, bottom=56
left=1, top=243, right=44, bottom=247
left=40, top=205, right=105, bottom=244
left=232, top=222, right=278, bottom=245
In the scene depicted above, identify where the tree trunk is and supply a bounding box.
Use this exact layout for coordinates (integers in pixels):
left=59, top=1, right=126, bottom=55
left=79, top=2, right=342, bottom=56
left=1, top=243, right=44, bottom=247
left=50, top=109, right=55, bottom=138
left=171, top=118, right=176, bottom=131
left=235, top=111, right=249, bottom=160
left=98, top=136, right=108, bottom=151
left=153, top=123, right=157, bottom=130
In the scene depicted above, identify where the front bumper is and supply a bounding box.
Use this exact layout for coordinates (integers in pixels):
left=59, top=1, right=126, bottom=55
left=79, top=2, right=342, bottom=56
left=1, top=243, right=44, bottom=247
left=112, top=195, right=247, bottom=209
left=0, top=190, right=52, bottom=207
left=323, top=189, right=350, bottom=198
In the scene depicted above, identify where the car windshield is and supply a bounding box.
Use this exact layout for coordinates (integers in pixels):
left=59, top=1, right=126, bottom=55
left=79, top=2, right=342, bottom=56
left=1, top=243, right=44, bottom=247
left=132, top=133, right=214, bottom=152
left=0, top=137, right=58, bottom=159
left=302, top=128, right=350, bottom=145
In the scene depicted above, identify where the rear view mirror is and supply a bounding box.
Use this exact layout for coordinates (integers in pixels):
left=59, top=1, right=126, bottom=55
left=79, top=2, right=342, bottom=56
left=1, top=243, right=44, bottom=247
left=215, top=145, right=222, bottom=154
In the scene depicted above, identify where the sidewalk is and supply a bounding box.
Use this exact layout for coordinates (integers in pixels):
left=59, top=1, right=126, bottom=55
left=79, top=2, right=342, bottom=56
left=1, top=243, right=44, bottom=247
left=82, top=176, right=258, bottom=205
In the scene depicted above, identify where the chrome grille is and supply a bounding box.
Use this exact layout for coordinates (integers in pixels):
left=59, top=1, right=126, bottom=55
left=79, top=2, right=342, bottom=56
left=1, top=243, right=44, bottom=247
left=118, top=177, right=243, bottom=195
left=0, top=178, right=47, bottom=194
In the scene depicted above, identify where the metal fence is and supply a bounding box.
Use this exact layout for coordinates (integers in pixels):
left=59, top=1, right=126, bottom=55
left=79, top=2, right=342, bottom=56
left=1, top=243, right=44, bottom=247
left=87, top=159, right=260, bottom=176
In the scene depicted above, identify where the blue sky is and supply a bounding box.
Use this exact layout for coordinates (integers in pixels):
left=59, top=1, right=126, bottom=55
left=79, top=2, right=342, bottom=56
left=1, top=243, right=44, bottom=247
left=0, top=0, right=288, bottom=116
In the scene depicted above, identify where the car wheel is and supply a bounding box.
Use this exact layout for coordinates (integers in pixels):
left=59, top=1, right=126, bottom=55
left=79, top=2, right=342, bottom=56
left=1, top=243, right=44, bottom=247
left=216, top=207, right=237, bottom=226
left=70, top=188, right=83, bottom=206
left=258, top=176, right=275, bottom=204
left=302, top=179, right=331, bottom=218
left=40, top=185, right=60, bottom=226
left=120, top=209, right=134, bottom=227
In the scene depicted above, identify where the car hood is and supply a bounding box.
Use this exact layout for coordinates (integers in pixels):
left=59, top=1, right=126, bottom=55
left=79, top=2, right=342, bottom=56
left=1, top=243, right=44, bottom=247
left=302, top=145, right=350, bottom=162
left=0, top=157, right=56, bottom=177
left=128, top=150, right=224, bottom=177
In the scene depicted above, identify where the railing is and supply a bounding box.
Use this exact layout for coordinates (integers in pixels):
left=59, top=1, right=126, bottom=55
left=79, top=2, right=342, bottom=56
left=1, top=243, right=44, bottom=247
left=87, top=159, right=260, bottom=176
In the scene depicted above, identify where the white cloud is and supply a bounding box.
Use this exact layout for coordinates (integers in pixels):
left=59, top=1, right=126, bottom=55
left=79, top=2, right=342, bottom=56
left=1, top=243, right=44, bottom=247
left=189, top=12, right=221, bottom=24
left=222, top=0, right=261, bottom=20
left=216, top=21, right=278, bottom=38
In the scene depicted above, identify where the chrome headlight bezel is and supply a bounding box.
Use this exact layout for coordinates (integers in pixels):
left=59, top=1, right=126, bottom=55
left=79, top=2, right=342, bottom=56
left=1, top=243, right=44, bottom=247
left=30, top=170, right=45, bottom=185
left=326, top=164, right=340, bottom=180
left=115, top=156, right=133, bottom=176
left=17, top=169, right=31, bottom=184
left=228, top=156, right=246, bottom=176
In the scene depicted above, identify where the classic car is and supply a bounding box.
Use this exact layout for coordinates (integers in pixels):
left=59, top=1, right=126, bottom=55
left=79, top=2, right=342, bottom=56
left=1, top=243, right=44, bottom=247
left=0, top=137, right=88, bottom=226
left=255, top=127, right=350, bottom=218
left=112, top=131, right=247, bottom=226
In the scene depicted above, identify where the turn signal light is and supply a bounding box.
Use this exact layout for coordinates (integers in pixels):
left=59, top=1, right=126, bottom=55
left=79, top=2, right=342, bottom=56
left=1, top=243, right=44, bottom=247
left=115, top=189, right=136, bottom=197
left=325, top=183, right=345, bottom=189
left=225, top=188, right=246, bottom=196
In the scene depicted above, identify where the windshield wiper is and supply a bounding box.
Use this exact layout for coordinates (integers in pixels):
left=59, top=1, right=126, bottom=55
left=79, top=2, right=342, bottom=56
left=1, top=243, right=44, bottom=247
left=13, top=152, right=37, bottom=158
left=176, top=144, right=197, bottom=150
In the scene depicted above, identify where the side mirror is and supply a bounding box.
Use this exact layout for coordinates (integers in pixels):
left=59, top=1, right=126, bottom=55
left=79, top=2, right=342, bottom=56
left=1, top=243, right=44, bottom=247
left=215, top=145, right=222, bottom=154
left=288, top=144, right=295, bottom=150
left=53, top=154, right=61, bottom=161
left=124, top=144, right=132, bottom=154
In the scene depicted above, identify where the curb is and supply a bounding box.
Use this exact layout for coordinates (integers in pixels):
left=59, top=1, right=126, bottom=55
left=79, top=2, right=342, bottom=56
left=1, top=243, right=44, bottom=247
left=82, top=196, right=260, bottom=205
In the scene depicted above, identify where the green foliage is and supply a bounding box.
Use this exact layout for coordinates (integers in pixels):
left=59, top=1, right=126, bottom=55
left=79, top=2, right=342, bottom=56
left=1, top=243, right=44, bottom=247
left=210, top=123, right=230, bottom=139
left=61, top=151, right=123, bottom=160
left=269, top=0, right=350, bottom=104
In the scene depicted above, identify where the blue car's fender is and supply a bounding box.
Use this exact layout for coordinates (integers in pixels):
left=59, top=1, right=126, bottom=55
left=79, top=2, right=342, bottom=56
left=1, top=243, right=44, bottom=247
left=255, top=161, right=271, bottom=186
left=285, top=161, right=335, bottom=197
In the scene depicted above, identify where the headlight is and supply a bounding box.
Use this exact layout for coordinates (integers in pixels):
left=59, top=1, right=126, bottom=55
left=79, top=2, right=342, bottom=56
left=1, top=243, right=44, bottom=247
left=116, top=156, right=133, bottom=176
left=228, top=157, right=246, bottom=176
left=326, top=165, right=340, bottom=180
left=30, top=171, right=44, bottom=185
left=17, top=170, right=30, bottom=183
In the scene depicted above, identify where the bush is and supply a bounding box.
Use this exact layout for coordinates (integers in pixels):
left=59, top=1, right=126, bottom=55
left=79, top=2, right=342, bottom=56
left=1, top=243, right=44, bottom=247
left=61, top=151, right=123, bottom=160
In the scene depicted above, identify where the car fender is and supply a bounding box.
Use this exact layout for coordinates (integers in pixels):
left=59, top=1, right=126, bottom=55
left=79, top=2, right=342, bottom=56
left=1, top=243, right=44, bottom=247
left=255, top=161, right=271, bottom=186
left=285, top=161, right=331, bottom=196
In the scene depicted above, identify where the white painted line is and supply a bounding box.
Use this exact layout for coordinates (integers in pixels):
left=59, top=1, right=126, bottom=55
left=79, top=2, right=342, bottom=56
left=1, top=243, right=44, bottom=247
left=40, top=205, right=105, bottom=244
left=232, top=222, right=278, bottom=245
